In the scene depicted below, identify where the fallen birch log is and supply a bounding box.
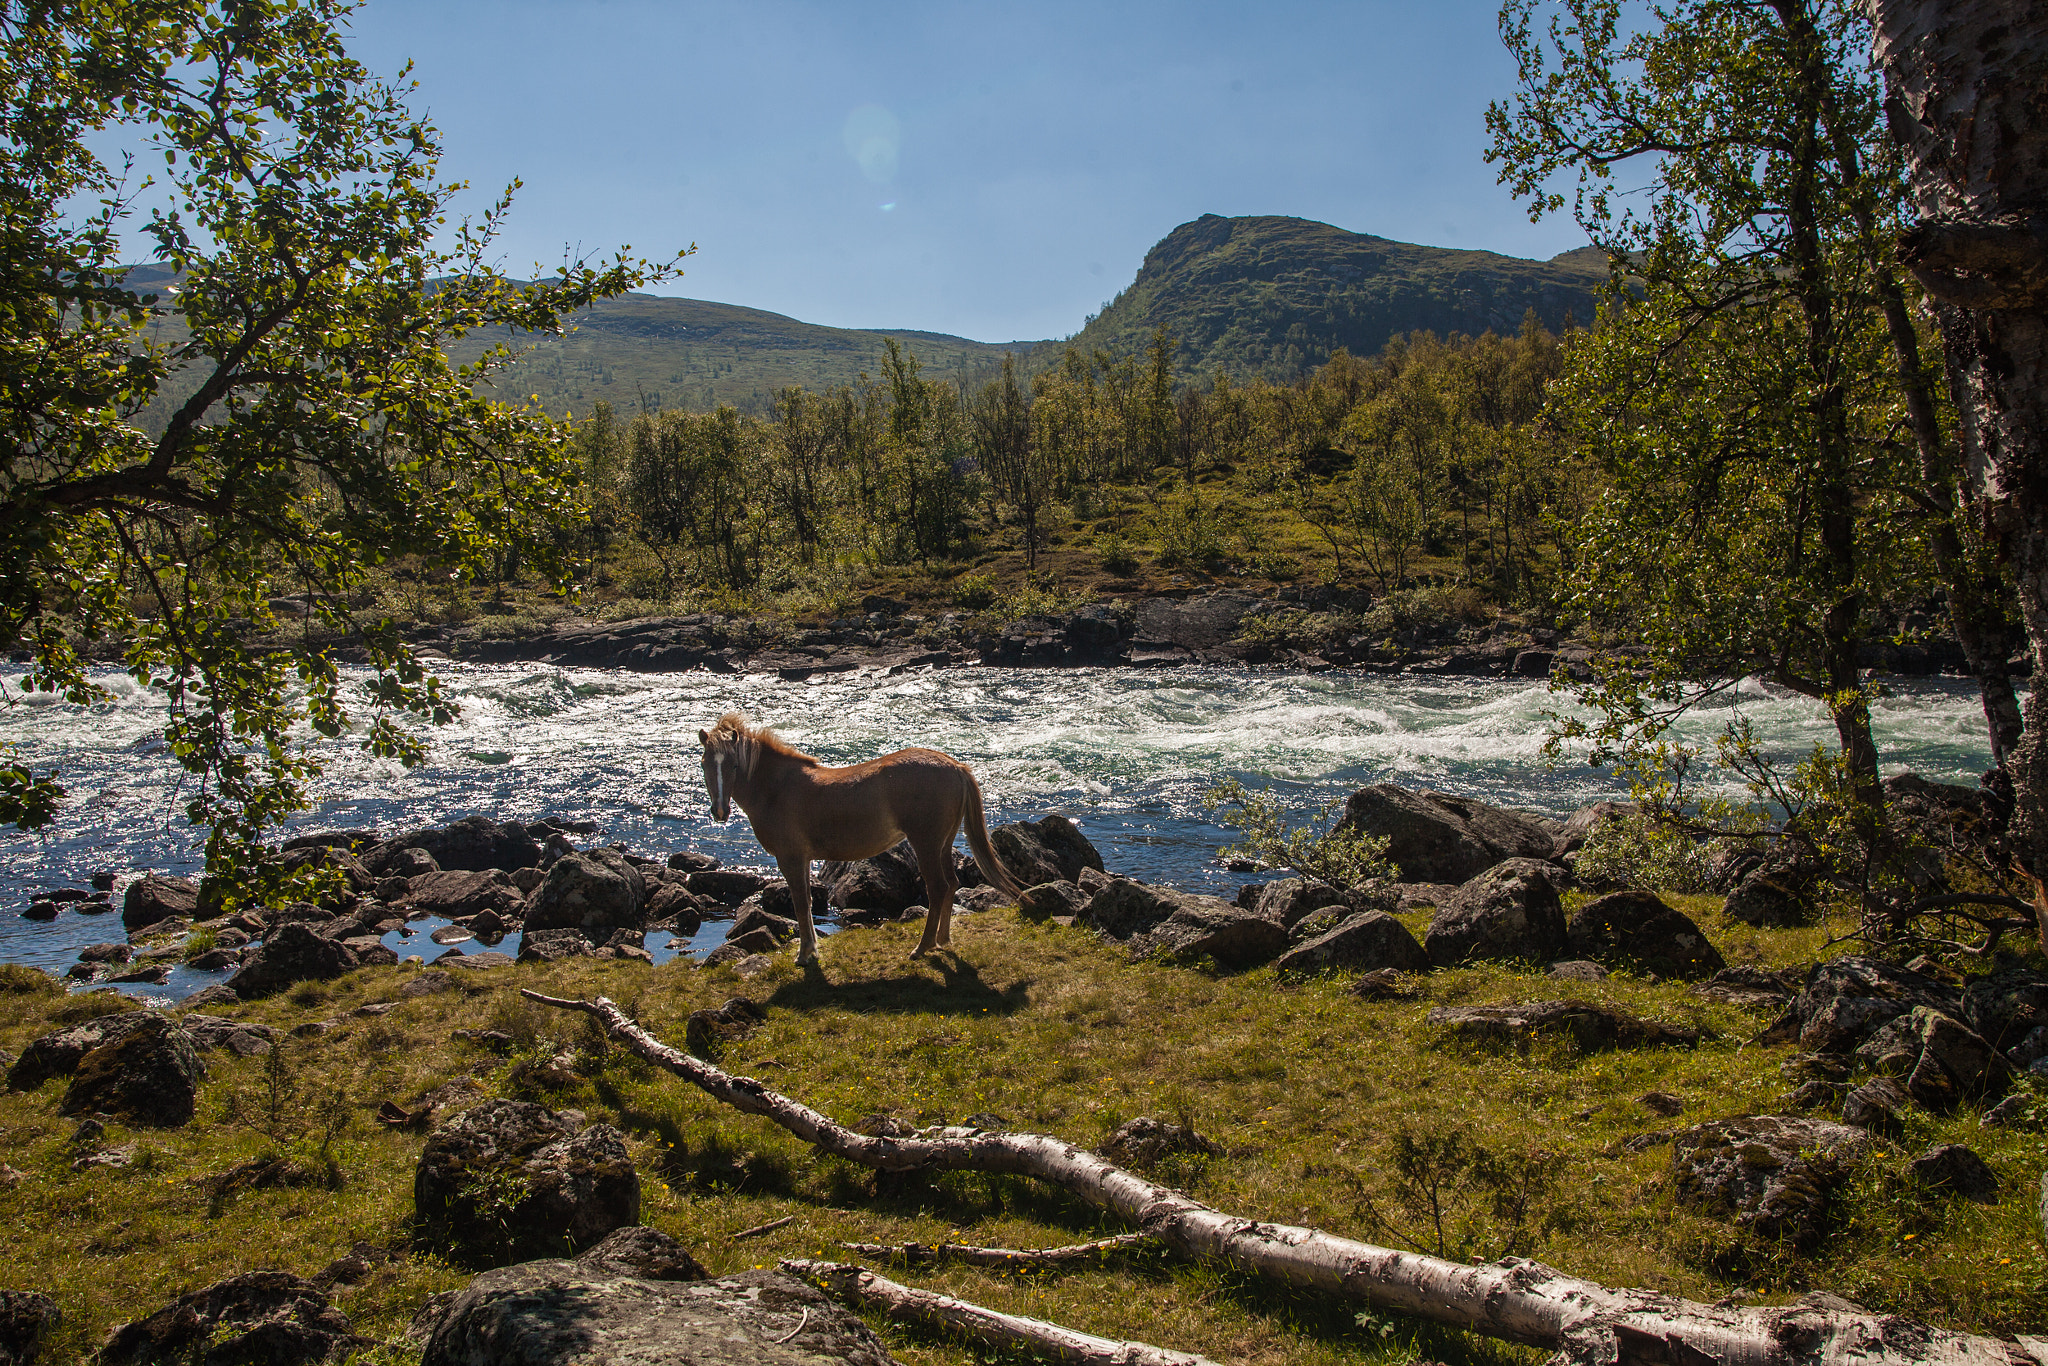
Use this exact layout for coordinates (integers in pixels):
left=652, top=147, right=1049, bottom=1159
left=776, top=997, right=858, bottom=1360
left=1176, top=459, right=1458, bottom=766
left=524, top=989, right=2038, bottom=1366
left=786, top=1258, right=1219, bottom=1366
left=839, top=1232, right=1155, bottom=1270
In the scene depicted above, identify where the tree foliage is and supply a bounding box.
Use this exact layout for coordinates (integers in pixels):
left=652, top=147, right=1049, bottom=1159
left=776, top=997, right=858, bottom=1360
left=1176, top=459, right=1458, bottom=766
left=0, top=0, right=679, bottom=899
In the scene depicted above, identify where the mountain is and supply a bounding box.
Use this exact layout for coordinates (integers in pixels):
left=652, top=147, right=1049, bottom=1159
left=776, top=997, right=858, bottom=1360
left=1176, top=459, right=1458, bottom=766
left=1059, top=214, right=1610, bottom=379
left=450, top=295, right=1041, bottom=417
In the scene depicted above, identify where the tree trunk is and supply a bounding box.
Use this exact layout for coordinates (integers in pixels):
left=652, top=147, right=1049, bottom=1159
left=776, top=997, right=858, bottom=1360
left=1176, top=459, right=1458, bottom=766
left=1870, top=0, right=2048, bottom=952
left=524, top=990, right=2034, bottom=1366
left=788, top=1260, right=1220, bottom=1366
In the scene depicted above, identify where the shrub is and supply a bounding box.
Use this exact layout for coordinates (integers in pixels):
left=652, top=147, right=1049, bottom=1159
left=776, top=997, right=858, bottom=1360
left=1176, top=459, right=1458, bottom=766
left=1094, top=533, right=1140, bottom=577
left=1205, top=779, right=1394, bottom=887
left=951, top=572, right=998, bottom=610
left=0, top=963, right=59, bottom=995
left=1574, top=810, right=1713, bottom=893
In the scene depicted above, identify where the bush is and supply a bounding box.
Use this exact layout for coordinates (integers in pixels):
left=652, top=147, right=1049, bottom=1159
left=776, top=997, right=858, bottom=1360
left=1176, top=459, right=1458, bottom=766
left=1359, top=584, right=1488, bottom=636
left=1094, top=533, right=1140, bottom=577
left=1205, top=779, right=1394, bottom=887
left=951, top=572, right=998, bottom=610
left=1574, top=810, right=1712, bottom=893
left=1153, top=497, right=1235, bottom=572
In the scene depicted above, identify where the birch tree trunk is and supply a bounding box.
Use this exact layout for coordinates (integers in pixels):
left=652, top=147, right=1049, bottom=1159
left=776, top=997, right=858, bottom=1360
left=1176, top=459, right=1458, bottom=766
left=1868, top=0, right=2048, bottom=951
left=524, top=989, right=2035, bottom=1366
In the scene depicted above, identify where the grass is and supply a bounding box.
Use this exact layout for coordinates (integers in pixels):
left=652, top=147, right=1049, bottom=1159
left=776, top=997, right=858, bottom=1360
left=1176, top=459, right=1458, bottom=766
left=2, top=904, right=2041, bottom=1365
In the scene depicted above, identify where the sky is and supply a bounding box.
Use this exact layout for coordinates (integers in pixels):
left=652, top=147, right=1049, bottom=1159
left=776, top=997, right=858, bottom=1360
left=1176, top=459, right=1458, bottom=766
left=327, top=0, right=1592, bottom=344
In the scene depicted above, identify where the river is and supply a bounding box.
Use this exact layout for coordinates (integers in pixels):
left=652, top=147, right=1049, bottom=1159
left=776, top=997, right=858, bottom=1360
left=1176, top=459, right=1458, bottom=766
left=0, top=663, right=2002, bottom=988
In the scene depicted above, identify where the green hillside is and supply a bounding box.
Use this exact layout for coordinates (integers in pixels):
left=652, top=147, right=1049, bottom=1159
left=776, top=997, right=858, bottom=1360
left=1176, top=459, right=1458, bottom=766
left=449, top=294, right=1042, bottom=418
left=1063, top=214, right=1609, bottom=379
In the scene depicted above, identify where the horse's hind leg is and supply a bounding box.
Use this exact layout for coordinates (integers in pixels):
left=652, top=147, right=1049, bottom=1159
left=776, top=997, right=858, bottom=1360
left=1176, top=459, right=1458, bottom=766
left=908, top=825, right=960, bottom=955
left=775, top=855, right=820, bottom=964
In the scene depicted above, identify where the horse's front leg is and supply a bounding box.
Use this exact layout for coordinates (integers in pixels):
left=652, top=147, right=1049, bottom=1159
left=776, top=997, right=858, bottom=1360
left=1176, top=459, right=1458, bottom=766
left=775, top=855, right=820, bottom=964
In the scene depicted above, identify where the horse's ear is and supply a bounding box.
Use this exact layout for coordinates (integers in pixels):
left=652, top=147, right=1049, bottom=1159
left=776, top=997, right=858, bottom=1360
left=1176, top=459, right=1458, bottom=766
left=697, top=729, right=709, bottom=746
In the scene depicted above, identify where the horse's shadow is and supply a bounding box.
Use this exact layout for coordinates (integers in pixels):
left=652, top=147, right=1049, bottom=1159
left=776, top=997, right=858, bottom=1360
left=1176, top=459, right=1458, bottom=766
left=764, top=952, right=1031, bottom=1017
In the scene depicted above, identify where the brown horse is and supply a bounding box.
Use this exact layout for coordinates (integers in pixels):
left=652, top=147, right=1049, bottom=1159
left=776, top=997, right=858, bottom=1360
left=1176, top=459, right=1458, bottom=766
left=697, top=711, right=1024, bottom=963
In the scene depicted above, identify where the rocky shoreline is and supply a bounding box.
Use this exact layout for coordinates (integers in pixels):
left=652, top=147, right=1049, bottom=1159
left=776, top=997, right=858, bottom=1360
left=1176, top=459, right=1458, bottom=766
left=403, top=588, right=1999, bottom=680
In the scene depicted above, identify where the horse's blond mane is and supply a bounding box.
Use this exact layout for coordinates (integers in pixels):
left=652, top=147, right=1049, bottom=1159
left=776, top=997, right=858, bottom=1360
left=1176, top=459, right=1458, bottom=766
left=706, top=711, right=814, bottom=773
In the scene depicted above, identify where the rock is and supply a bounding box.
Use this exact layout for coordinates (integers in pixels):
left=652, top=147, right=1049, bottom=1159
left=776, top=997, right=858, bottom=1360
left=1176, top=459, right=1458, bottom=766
left=1774, top=956, right=1960, bottom=1054
left=667, top=850, right=720, bottom=873
left=819, top=840, right=929, bottom=914
left=954, top=885, right=1009, bottom=914
left=728, top=905, right=796, bottom=944
left=575, top=1225, right=710, bottom=1281
left=1692, top=965, right=1804, bottom=1011
left=407, top=869, right=526, bottom=920
left=1252, top=877, right=1355, bottom=929
left=398, top=970, right=459, bottom=998
left=685, top=869, right=770, bottom=905
left=1274, top=910, right=1428, bottom=975
left=723, top=927, right=784, bottom=956
left=1339, top=785, right=1560, bottom=883
left=1426, top=1000, right=1699, bottom=1050
left=1669, top=1115, right=1870, bottom=1248
left=735, top=883, right=828, bottom=927
left=1721, top=863, right=1818, bottom=927
left=416, top=1265, right=897, bottom=1366
left=0, top=1289, right=58, bottom=1365
left=645, top=883, right=704, bottom=934
left=1096, top=1116, right=1223, bottom=1169
left=178, top=1015, right=278, bottom=1057
left=8, top=1010, right=158, bottom=1091
left=1016, top=881, right=1089, bottom=920
left=518, top=929, right=595, bottom=963
left=371, top=815, right=542, bottom=874
left=1979, top=1093, right=2039, bottom=1129
left=1841, top=1076, right=1912, bottom=1136
left=1900, top=1007, right=2013, bottom=1110
left=990, top=815, right=1104, bottom=887
left=1424, top=858, right=1568, bottom=967
left=121, top=874, right=198, bottom=931
left=685, top=998, right=766, bottom=1057
left=1911, top=1143, right=1999, bottom=1202
left=1078, top=881, right=1286, bottom=966
left=1638, top=1091, right=1686, bottom=1117
left=98, top=1271, right=368, bottom=1366
left=414, top=1099, right=639, bottom=1266
left=59, top=1014, right=205, bottom=1127
left=77, top=943, right=133, bottom=965
left=366, top=845, right=441, bottom=879
left=227, top=923, right=361, bottom=1000
left=444, top=950, right=515, bottom=971
left=1781, top=1052, right=1853, bottom=1083
left=1549, top=960, right=1609, bottom=981
left=1555, top=800, right=1630, bottom=856
left=1787, top=1080, right=1851, bottom=1112
left=1962, top=966, right=2048, bottom=1056
left=524, top=849, right=647, bottom=932
left=179, top=983, right=240, bottom=1009
left=1566, top=890, right=1726, bottom=980
left=281, top=843, right=375, bottom=897
left=20, top=901, right=56, bottom=922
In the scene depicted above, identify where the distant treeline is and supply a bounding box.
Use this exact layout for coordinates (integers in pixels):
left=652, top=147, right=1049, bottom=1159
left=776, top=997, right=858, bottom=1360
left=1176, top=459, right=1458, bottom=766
left=569, top=312, right=1579, bottom=604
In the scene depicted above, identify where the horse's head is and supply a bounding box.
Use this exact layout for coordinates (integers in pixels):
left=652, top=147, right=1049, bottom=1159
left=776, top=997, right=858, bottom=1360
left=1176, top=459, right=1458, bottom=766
left=698, top=713, right=752, bottom=823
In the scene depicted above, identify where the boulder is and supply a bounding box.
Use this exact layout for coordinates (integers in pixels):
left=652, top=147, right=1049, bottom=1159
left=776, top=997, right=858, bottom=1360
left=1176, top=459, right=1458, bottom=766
left=736, top=882, right=830, bottom=925
left=416, top=1265, right=897, bottom=1366
left=667, top=850, right=721, bottom=873
left=1016, top=881, right=1090, bottom=920
left=227, top=923, right=361, bottom=1000
left=1131, top=899, right=1290, bottom=967
left=366, top=845, right=441, bottom=879
left=990, top=815, right=1104, bottom=887
left=415, top=1100, right=639, bottom=1267
left=728, top=905, right=797, bottom=945
left=645, top=883, right=704, bottom=934
left=684, top=869, right=769, bottom=906
left=59, top=1014, right=206, bottom=1127
left=1962, top=966, right=2048, bottom=1056
left=1841, top=1076, right=1912, bottom=1137
left=1252, top=878, right=1354, bottom=929
left=1897, top=1007, right=2012, bottom=1110
left=371, top=815, right=542, bottom=873
left=1771, top=956, right=1961, bottom=1054
left=1424, top=858, right=1568, bottom=967
left=121, top=874, right=198, bottom=931
left=1721, top=868, right=1815, bottom=927
left=517, top=929, right=594, bottom=963
left=1670, top=1115, right=1871, bottom=1248
left=523, top=849, right=647, bottom=932
left=281, top=844, right=375, bottom=895
left=98, top=1271, right=368, bottom=1366
left=1912, top=1143, right=1999, bottom=1202
left=1566, top=890, right=1726, bottom=980
left=1426, top=1000, right=1699, bottom=1050
left=1691, top=965, right=1803, bottom=1011
left=685, top=998, right=766, bottom=1058
left=1555, top=800, right=1630, bottom=856
left=575, top=1226, right=710, bottom=1282
left=1096, top=1116, right=1223, bottom=1169
left=1275, top=911, right=1428, bottom=975
left=0, top=1290, right=58, bottom=1366
left=7, top=1010, right=157, bottom=1091
left=178, top=1015, right=278, bottom=1058
left=407, top=870, right=527, bottom=920
left=1339, top=785, right=1560, bottom=884
left=819, top=840, right=928, bottom=914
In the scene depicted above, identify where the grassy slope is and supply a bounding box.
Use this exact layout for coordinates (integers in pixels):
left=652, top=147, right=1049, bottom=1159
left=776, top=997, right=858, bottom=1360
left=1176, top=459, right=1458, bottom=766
left=3, top=897, right=2041, bottom=1365
left=1063, top=215, right=1610, bottom=381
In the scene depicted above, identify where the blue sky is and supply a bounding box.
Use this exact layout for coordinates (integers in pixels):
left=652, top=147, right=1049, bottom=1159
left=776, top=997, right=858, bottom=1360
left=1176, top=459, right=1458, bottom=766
left=337, top=0, right=1592, bottom=343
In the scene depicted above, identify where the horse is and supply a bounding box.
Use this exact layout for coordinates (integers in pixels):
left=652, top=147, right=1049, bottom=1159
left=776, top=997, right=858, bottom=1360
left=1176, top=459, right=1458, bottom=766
left=697, top=711, right=1024, bottom=963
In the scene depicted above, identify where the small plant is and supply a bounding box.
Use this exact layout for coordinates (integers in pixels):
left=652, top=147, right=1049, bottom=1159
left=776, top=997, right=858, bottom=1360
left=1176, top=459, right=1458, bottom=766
left=220, top=1042, right=353, bottom=1182
left=0, top=963, right=59, bottom=996
left=181, top=928, right=218, bottom=960
left=1204, top=779, right=1394, bottom=887
left=1349, top=1122, right=1562, bottom=1261
left=951, top=572, right=998, bottom=609
left=1094, top=533, right=1140, bottom=576
left=1153, top=495, right=1234, bottom=572
left=49, top=988, right=136, bottom=1024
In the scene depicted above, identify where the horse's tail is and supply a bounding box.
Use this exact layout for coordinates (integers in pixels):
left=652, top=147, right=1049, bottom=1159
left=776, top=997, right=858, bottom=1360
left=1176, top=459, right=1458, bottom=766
left=963, top=772, right=1025, bottom=899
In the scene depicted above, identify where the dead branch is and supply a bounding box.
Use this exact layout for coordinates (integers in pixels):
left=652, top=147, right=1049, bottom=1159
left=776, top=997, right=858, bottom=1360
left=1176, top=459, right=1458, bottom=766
left=525, top=988, right=2034, bottom=1366
left=786, top=1259, right=1220, bottom=1366
left=839, top=1232, right=1155, bottom=1270
left=732, top=1214, right=796, bottom=1241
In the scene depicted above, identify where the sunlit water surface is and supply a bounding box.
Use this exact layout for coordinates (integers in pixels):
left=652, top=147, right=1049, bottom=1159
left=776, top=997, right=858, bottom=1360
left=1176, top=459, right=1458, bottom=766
left=0, top=663, right=2000, bottom=995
